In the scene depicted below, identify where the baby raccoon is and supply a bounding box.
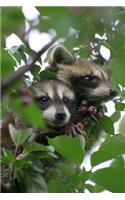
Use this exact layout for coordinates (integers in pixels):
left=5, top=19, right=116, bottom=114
left=1, top=78, right=76, bottom=149
left=31, top=78, right=76, bottom=139
left=47, top=45, right=118, bottom=105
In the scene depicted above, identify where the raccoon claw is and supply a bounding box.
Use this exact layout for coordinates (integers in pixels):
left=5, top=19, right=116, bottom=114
left=75, top=122, right=84, bottom=131
left=87, top=105, right=97, bottom=115
left=72, top=123, right=86, bottom=138
left=79, top=104, right=98, bottom=116
left=78, top=103, right=103, bottom=125
left=88, top=106, right=103, bottom=123
left=94, top=106, right=103, bottom=119
left=78, top=106, right=88, bottom=112
left=94, top=110, right=103, bottom=119
left=78, top=104, right=102, bottom=120
left=78, top=100, right=88, bottom=112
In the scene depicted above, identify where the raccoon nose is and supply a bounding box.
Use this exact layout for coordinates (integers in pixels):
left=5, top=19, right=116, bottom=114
left=110, top=89, right=118, bottom=97
left=55, top=112, right=66, bottom=121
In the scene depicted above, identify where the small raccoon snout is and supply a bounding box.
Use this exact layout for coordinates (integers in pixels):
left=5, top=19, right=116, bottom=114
left=55, top=112, right=66, bottom=121
left=110, top=89, right=118, bottom=98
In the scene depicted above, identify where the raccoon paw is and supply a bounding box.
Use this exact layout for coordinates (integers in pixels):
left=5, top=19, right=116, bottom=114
left=78, top=100, right=88, bottom=112
left=72, top=123, right=86, bottom=137
left=78, top=106, right=88, bottom=113
left=89, top=106, right=103, bottom=123
left=94, top=110, right=103, bottom=119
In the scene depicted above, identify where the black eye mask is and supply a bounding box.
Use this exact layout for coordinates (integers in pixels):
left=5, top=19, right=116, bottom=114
left=35, top=95, right=76, bottom=114
left=65, top=99, right=77, bottom=114
left=35, top=96, right=50, bottom=110
left=71, top=75, right=100, bottom=89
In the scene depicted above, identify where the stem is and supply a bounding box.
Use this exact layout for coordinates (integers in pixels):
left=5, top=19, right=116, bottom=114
left=13, top=145, right=19, bottom=161
left=91, top=114, right=99, bottom=123
left=11, top=145, right=19, bottom=178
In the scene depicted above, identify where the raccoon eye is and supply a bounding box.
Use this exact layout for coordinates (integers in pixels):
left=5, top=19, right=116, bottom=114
left=63, top=97, right=70, bottom=104
left=40, top=96, right=49, bottom=102
left=84, top=75, right=98, bottom=82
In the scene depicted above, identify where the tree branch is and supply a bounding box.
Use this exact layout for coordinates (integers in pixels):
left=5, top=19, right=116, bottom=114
left=1, top=38, right=57, bottom=93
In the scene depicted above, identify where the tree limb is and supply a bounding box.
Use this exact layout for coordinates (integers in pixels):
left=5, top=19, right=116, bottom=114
left=1, top=38, right=57, bottom=93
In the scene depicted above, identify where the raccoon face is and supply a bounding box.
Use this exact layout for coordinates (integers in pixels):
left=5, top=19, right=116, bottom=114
left=47, top=45, right=118, bottom=102
left=69, top=62, right=118, bottom=102
left=32, top=79, right=76, bottom=128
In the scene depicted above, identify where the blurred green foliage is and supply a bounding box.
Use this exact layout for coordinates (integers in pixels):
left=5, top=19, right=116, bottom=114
left=1, top=7, right=125, bottom=193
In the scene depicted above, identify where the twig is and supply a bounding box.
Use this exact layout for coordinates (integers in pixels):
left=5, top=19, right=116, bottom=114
left=1, top=37, right=57, bottom=93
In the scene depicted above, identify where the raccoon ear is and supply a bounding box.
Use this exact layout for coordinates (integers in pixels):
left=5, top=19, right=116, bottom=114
left=47, top=45, right=75, bottom=65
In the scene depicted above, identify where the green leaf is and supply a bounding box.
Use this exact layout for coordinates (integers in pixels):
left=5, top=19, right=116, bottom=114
left=111, top=111, right=121, bottom=123
left=16, top=170, right=47, bottom=192
left=47, top=178, right=68, bottom=193
left=112, top=38, right=125, bottom=87
left=24, top=142, right=48, bottom=153
left=17, top=45, right=27, bottom=63
left=7, top=44, right=26, bottom=64
left=20, top=151, right=53, bottom=161
left=7, top=46, right=23, bottom=65
left=31, top=160, right=44, bottom=173
left=99, top=115, right=114, bottom=134
left=1, top=7, right=24, bottom=39
left=1, top=149, right=13, bottom=164
left=13, top=159, right=28, bottom=171
left=119, top=116, right=125, bottom=136
left=86, top=184, right=104, bottom=193
left=79, top=169, right=91, bottom=183
left=91, top=135, right=125, bottom=167
left=66, top=172, right=82, bottom=190
left=30, top=65, right=41, bottom=77
left=57, top=163, right=75, bottom=176
left=39, top=70, right=56, bottom=79
left=121, top=90, right=125, bottom=99
left=75, top=134, right=86, bottom=150
left=9, top=124, right=32, bottom=146
left=110, top=156, right=125, bottom=168
left=115, top=102, right=125, bottom=111
left=9, top=46, right=20, bottom=54
left=10, top=99, right=46, bottom=128
left=48, top=135, right=84, bottom=164
left=85, top=184, right=96, bottom=193
left=20, top=103, right=46, bottom=128
left=1, top=49, right=15, bottom=77
left=91, top=166, right=125, bottom=192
